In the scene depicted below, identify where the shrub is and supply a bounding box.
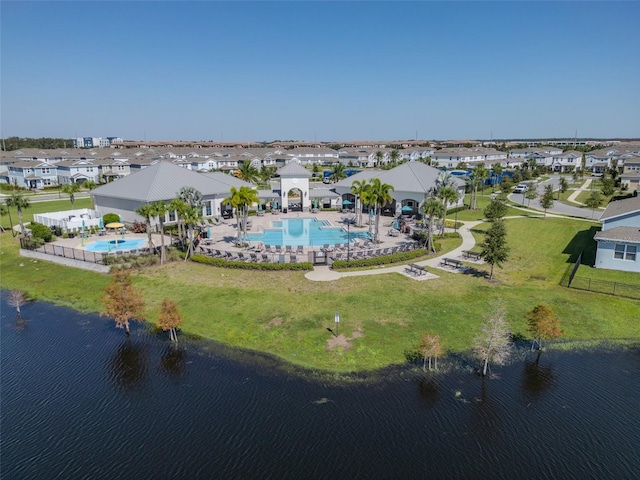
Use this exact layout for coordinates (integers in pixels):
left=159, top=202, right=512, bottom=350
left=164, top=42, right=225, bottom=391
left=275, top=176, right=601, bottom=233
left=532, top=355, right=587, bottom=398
left=190, top=254, right=314, bottom=271
left=130, top=220, right=147, bottom=233
left=102, top=213, right=120, bottom=225
left=29, top=222, right=53, bottom=242
left=332, top=248, right=428, bottom=269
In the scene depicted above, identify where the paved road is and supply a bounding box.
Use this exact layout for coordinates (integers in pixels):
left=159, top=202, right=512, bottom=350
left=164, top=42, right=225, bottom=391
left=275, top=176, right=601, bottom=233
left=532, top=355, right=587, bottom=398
left=508, top=174, right=601, bottom=220
left=0, top=191, right=91, bottom=202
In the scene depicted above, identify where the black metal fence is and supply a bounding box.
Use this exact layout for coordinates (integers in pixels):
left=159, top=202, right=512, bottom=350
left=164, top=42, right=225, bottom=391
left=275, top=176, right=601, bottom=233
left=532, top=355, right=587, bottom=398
left=568, top=276, right=640, bottom=300
left=21, top=238, right=107, bottom=264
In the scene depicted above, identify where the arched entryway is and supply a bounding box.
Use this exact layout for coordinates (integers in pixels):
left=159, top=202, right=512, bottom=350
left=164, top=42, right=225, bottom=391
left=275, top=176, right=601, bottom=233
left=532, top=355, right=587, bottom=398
left=286, top=188, right=303, bottom=212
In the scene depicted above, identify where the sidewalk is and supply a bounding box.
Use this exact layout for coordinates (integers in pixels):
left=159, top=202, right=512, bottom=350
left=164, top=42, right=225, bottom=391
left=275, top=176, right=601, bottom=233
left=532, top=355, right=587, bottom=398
left=566, top=178, right=592, bottom=205
left=305, top=220, right=483, bottom=282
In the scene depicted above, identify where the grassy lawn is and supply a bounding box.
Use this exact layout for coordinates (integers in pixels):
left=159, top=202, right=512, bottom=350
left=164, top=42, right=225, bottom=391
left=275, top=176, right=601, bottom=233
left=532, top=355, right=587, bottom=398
left=1, top=197, right=92, bottom=230
left=1, top=213, right=639, bottom=373
left=453, top=193, right=524, bottom=221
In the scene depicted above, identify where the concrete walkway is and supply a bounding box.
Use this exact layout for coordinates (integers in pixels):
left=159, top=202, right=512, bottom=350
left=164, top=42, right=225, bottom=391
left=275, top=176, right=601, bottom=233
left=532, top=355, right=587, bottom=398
left=566, top=178, right=592, bottom=205
left=304, top=220, right=483, bottom=282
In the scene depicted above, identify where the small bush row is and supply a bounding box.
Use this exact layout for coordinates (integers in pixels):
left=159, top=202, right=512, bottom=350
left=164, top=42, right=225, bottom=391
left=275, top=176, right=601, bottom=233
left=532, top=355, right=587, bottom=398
left=332, top=248, right=429, bottom=269
left=191, top=254, right=314, bottom=271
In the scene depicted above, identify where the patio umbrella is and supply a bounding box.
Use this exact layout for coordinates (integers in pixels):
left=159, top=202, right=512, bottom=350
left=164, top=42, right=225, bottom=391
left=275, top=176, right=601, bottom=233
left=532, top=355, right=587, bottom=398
left=402, top=205, right=413, bottom=212
left=105, top=222, right=124, bottom=246
left=207, top=226, right=211, bottom=239
left=99, top=218, right=104, bottom=229
left=342, top=200, right=353, bottom=206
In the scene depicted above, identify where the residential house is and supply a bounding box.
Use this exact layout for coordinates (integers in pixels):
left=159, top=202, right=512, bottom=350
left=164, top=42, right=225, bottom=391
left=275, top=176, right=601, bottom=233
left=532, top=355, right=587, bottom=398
left=594, top=196, right=640, bottom=273
left=56, top=160, right=101, bottom=185
left=5, top=161, right=59, bottom=188
left=620, top=156, right=640, bottom=194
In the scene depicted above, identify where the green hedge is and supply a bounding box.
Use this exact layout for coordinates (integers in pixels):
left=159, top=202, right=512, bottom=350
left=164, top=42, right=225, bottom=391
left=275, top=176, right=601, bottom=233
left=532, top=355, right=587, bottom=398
left=191, top=254, right=314, bottom=271
left=29, top=222, right=53, bottom=242
left=332, top=248, right=429, bottom=269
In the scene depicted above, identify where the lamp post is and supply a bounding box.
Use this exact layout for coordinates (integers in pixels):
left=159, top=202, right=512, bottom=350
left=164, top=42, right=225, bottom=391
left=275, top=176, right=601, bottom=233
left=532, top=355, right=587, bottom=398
left=335, top=312, right=340, bottom=336
left=347, top=222, right=350, bottom=261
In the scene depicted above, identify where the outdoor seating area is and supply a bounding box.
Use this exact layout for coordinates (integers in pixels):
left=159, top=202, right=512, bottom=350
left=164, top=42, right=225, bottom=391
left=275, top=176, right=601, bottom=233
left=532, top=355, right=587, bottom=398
left=440, top=257, right=465, bottom=270
left=462, top=250, right=483, bottom=261
left=405, top=263, right=428, bottom=276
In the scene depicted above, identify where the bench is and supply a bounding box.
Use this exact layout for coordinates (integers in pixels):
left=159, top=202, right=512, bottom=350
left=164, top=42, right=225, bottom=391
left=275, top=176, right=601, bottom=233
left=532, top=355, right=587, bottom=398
left=442, top=258, right=464, bottom=269
left=405, top=263, right=427, bottom=276
left=462, top=250, right=482, bottom=261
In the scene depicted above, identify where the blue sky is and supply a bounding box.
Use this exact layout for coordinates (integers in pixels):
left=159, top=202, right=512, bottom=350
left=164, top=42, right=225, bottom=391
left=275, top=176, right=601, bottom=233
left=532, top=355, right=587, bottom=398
left=2, top=1, right=639, bottom=142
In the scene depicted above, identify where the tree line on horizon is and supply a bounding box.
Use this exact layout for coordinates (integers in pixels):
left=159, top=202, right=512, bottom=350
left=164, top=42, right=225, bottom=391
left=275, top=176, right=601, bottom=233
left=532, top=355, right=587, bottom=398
left=2, top=137, right=73, bottom=151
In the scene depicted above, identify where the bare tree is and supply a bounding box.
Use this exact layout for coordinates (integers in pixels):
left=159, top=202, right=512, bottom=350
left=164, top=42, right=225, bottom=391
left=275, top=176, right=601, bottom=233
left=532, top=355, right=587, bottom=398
left=474, top=301, right=512, bottom=377
left=420, top=333, right=442, bottom=371
left=8, top=290, right=27, bottom=315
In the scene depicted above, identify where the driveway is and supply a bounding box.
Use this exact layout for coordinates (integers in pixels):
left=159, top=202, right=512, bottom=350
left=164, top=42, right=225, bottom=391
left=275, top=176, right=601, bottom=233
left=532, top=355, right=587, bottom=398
left=508, top=174, right=601, bottom=220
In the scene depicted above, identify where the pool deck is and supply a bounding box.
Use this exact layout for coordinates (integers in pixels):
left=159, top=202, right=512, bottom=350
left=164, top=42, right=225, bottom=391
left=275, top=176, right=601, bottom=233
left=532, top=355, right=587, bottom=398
left=200, top=210, right=417, bottom=252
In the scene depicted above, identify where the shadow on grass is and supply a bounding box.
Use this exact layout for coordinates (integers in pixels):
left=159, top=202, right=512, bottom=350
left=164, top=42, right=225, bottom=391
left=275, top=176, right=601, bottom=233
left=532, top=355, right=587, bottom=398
left=562, top=225, right=599, bottom=265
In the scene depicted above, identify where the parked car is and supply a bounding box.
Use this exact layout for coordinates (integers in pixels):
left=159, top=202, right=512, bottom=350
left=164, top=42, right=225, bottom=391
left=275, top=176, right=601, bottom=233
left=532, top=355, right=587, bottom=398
left=514, top=184, right=528, bottom=193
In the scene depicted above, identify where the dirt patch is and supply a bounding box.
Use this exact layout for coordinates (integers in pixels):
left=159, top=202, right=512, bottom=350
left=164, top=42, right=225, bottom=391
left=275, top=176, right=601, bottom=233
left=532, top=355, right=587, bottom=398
left=325, top=326, right=365, bottom=351
left=265, top=317, right=284, bottom=330
left=326, top=334, right=352, bottom=351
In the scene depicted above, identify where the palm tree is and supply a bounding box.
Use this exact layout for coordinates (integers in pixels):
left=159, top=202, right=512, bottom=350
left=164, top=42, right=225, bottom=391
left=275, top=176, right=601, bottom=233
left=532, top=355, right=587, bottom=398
left=238, top=186, right=260, bottom=240
left=492, top=164, right=503, bottom=192
left=5, top=192, right=30, bottom=236
left=168, top=198, right=189, bottom=243
left=390, top=149, right=400, bottom=165
left=365, top=178, right=394, bottom=243
left=421, top=198, right=445, bottom=253
left=435, top=171, right=458, bottom=190
left=178, top=186, right=203, bottom=210
left=150, top=201, right=168, bottom=265
left=135, top=204, right=156, bottom=250
left=329, top=163, right=347, bottom=183
left=436, top=186, right=460, bottom=234
left=237, top=161, right=260, bottom=184
left=350, top=179, right=369, bottom=227
left=375, top=150, right=384, bottom=167
left=223, top=187, right=244, bottom=245
left=471, top=164, right=488, bottom=208
left=180, top=205, right=202, bottom=260
left=61, top=183, right=81, bottom=209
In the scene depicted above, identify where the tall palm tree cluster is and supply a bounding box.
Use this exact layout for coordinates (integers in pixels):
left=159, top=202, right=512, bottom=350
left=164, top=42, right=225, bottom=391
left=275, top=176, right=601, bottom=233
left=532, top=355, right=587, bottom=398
left=223, top=186, right=260, bottom=246
left=420, top=172, right=462, bottom=252
left=349, top=178, right=395, bottom=243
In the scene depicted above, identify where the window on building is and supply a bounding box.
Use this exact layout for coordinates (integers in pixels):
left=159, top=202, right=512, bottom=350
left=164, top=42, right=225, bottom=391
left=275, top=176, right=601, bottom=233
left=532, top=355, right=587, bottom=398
left=614, top=244, right=637, bottom=261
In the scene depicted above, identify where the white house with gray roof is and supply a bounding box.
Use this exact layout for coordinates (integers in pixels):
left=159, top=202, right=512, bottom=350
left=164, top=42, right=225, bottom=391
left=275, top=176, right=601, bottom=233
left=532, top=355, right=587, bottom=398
left=594, top=196, right=640, bottom=272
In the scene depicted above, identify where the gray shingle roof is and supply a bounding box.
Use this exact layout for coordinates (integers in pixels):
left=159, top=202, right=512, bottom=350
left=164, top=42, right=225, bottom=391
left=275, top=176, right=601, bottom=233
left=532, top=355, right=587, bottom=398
left=91, top=161, right=251, bottom=203
left=599, top=196, right=640, bottom=221
left=334, top=162, right=464, bottom=193
left=594, top=226, right=640, bottom=244
left=309, top=188, right=339, bottom=198
left=277, top=162, right=311, bottom=177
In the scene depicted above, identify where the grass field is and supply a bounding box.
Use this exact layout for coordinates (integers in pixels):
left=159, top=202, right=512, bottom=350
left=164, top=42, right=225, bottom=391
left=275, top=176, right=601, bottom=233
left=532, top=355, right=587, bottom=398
left=2, top=206, right=639, bottom=373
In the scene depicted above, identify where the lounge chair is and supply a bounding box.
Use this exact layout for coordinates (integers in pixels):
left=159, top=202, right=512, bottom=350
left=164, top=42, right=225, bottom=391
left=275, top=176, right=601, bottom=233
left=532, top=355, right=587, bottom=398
left=285, top=245, right=292, bottom=254
left=249, top=253, right=259, bottom=262
left=261, top=253, right=270, bottom=263
left=290, top=254, right=297, bottom=263
left=275, top=245, right=282, bottom=253
left=296, top=245, right=304, bottom=254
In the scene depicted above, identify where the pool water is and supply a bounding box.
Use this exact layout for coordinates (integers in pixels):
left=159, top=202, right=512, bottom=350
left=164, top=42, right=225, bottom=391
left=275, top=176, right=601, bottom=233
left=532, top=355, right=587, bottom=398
left=246, top=218, right=370, bottom=247
left=84, top=238, right=148, bottom=252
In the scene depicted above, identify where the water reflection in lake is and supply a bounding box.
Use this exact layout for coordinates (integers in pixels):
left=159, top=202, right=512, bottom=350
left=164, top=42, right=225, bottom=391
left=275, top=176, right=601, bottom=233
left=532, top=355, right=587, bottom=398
left=2, top=297, right=639, bottom=480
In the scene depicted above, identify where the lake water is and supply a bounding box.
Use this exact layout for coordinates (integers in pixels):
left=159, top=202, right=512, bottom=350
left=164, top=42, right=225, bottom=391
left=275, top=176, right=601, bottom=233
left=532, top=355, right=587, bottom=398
left=2, top=296, right=639, bottom=479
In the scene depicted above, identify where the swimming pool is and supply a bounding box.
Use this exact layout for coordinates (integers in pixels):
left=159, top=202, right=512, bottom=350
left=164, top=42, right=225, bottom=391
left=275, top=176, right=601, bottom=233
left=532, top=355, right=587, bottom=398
left=246, top=218, right=371, bottom=247
left=84, top=238, right=148, bottom=252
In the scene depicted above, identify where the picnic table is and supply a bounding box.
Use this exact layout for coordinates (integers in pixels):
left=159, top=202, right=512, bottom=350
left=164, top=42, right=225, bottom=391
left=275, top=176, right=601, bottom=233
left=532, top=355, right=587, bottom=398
left=462, top=250, right=482, bottom=261
left=405, top=263, right=427, bottom=276
left=441, top=257, right=464, bottom=269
